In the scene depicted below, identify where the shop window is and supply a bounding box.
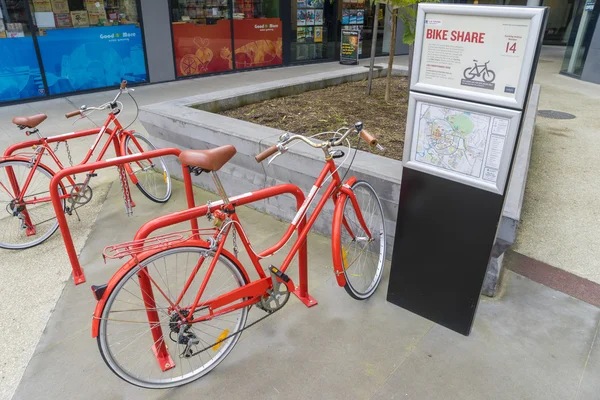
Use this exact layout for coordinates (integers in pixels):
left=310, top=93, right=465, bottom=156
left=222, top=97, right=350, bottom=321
left=171, top=0, right=233, bottom=77
left=232, top=0, right=282, bottom=70
left=31, top=0, right=147, bottom=95
left=0, top=0, right=45, bottom=101
left=292, top=0, right=336, bottom=63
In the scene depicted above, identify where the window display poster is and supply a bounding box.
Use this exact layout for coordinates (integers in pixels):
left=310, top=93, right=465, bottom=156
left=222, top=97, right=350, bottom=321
left=306, top=9, right=315, bottom=25
left=297, top=10, right=306, bottom=26
left=173, top=20, right=233, bottom=77
left=304, top=26, right=314, bottom=42
left=342, top=9, right=349, bottom=24
left=357, top=10, right=364, bottom=24
left=340, top=29, right=359, bottom=65
left=315, top=9, right=323, bottom=25
left=314, top=26, right=323, bottom=43
left=306, top=0, right=315, bottom=7
left=36, top=25, right=147, bottom=95
left=297, top=27, right=306, bottom=43
left=297, top=0, right=306, bottom=7
left=349, top=10, right=357, bottom=24
left=313, top=0, right=324, bottom=7
left=234, top=18, right=283, bottom=69
left=417, top=13, right=531, bottom=100
left=0, top=37, right=46, bottom=102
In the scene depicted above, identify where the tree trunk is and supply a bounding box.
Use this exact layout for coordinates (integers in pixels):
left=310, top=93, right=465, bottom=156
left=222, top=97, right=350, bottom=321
left=385, top=8, right=398, bottom=102
left=367, top=2, right=381, bottom=96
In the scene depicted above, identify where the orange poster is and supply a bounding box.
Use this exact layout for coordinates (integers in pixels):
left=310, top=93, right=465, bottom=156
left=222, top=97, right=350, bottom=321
left=173, top=21, right=233, bottom=77
left=233, top=18, right=283, bottom=70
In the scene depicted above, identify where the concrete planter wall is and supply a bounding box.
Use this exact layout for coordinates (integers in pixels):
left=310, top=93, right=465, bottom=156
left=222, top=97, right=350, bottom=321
left=140, top=66, right=539, bottom=297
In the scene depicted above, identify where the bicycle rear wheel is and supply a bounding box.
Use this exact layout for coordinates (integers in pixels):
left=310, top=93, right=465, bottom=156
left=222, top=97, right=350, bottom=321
left=97, top=246, right=249, bottom=389
left=336, top=181, right=386, bottom=300
left=123, top=132, right=172, bottom=203
left=0, top=160, right=66, bottom=249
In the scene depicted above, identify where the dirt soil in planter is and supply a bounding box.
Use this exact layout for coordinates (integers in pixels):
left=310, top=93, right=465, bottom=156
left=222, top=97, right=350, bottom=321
left=220, top=76, right=409, bottom=161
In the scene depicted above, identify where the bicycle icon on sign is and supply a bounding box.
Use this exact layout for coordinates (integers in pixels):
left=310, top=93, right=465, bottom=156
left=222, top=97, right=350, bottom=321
left=463, top=60, right=496, bottom=83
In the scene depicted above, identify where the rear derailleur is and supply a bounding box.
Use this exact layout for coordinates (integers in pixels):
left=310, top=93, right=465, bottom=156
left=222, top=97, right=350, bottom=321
left=169, top=310, right=199, bottom=358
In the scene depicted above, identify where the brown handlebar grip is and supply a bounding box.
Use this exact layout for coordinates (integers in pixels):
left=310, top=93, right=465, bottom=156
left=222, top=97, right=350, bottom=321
left=255, top=145, right=279, bottom=163
left=120, top=80, right=127, bottom=90
left=360, top=129, right=378, bottom=147
left=65, top=110, right=81, bottom=119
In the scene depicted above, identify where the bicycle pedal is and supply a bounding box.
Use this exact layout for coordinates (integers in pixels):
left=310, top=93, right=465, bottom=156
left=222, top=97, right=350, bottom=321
left=269, top=266, right=290, bottom=283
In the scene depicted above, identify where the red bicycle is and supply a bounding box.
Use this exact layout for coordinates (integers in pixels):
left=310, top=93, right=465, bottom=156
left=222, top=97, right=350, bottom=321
left=93, top=123, right=386, bottom=388
left=0, top=81, right=172, bottom=249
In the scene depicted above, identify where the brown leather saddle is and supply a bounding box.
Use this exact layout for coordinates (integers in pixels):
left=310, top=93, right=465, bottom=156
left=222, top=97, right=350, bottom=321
left=179, top=145, right=236, bottom=172
left=12, top=114, right=48, bottom=129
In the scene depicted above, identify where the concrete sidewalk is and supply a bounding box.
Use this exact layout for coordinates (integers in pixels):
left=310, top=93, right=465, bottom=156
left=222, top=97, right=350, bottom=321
left=10, top=179, right=600, bottom=400
left=514, top=46, right=600, bottom=285
left=0, top=56, right=405, bottom=400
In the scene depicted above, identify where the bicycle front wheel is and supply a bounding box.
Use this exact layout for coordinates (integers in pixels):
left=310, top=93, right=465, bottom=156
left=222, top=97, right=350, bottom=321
left=97, top=246, right=249, bottom=389
left=0, top=160, right=66, bottom=249
left=124, top=132, right=172, bottom=203
left=336, top=181, right=386, bottom=300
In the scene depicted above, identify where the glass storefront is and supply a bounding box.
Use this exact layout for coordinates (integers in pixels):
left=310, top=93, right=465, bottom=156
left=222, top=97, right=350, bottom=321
left=0, top=0, right=147, bottom=103
left=291, top=0, right=386, bottom=64
left=233, top=0, right=282, bottom=70
left=561, top=0, right=599, bottom=78
left=0, top=0, right=45, bottom=102
left=171, top=0, right=282, bottom=78
left=1, top=0, right=406, bottom=104
left=31, top=0, right=147, bottom=95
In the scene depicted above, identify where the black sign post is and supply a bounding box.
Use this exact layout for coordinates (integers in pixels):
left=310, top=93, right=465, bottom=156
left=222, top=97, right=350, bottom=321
left=387, top=4, right=548, bottom=336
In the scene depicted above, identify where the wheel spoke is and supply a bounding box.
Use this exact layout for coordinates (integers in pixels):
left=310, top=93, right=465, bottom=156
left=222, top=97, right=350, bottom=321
left=98, top=247, right=248, bottom=388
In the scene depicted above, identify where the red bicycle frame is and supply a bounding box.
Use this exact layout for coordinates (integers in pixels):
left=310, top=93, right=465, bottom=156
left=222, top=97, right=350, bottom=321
left=91, top=157, right=373, bottom=372
left=2, top=112, right=147, bottom=235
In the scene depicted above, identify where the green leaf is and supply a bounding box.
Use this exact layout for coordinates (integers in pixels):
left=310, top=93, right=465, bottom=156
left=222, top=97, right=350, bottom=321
left=403, top=25, right=415, bottom=45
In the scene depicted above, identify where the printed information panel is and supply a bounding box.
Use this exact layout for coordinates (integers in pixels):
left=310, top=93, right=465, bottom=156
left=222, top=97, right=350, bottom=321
left=403, top=92, right=521, bottom=194
left=411, top=4, right=545, bottom=109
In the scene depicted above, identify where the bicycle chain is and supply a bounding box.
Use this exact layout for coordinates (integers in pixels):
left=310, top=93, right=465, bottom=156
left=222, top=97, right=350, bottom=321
left=53, top=141, right=76, bottom=179
left=187, top=302, right=281, bottom=358
left=118, top=165, right=133, bottom=216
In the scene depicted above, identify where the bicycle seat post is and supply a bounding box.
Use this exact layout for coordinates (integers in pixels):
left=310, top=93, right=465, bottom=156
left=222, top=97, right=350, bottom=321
left=210, top=171, right=230, bottom=206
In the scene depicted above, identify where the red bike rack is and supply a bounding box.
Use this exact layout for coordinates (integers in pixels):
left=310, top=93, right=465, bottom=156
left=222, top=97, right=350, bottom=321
left=49, top=148, right=198, bottom=285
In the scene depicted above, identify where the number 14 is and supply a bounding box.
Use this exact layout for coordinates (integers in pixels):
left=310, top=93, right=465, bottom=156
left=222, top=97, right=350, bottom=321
left=506, top=42, right=517, bottom=53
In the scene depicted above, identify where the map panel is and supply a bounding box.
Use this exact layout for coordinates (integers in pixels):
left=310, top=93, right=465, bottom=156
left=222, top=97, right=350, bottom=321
left=412, top=102, right=510, bottom=184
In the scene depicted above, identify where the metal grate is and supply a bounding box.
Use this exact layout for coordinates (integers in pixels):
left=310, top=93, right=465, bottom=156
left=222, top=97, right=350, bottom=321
left=537, top=110, right=576, bottom=120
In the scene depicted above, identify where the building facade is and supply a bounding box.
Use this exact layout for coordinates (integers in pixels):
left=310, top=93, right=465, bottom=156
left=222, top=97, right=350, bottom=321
left=0, top=0, right=405, bottom=104
left=445, top=0, right=600, bottom=84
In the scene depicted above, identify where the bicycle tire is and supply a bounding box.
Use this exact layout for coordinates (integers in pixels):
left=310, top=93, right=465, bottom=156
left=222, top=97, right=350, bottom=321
left=123, top=132, right=172, bottom=203
left=483, top=70, right=496, bottom=83
left=97, top=246, right=249, bottom=389
left=335, top=181, right=386, bottom=300
left=0, top=160, right=66, bottom=249
left=463, top=67, right=477, bottom=80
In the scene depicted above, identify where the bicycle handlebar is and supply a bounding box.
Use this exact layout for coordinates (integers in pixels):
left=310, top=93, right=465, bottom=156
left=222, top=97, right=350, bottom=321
left=255, top=144, right=280, bottom=163
left=255, top=125, right=383, bottom=163
left=65, top=110, right=81, bottom=119
left=65, top=80, right=133, bottom=119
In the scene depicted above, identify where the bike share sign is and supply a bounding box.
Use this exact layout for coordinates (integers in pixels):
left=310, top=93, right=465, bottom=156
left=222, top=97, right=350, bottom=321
left=405, top=4, right=546, bottom=193
left=411, top=5, right=543, bottom=109
left=388, top=4, right=547, bottom=335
